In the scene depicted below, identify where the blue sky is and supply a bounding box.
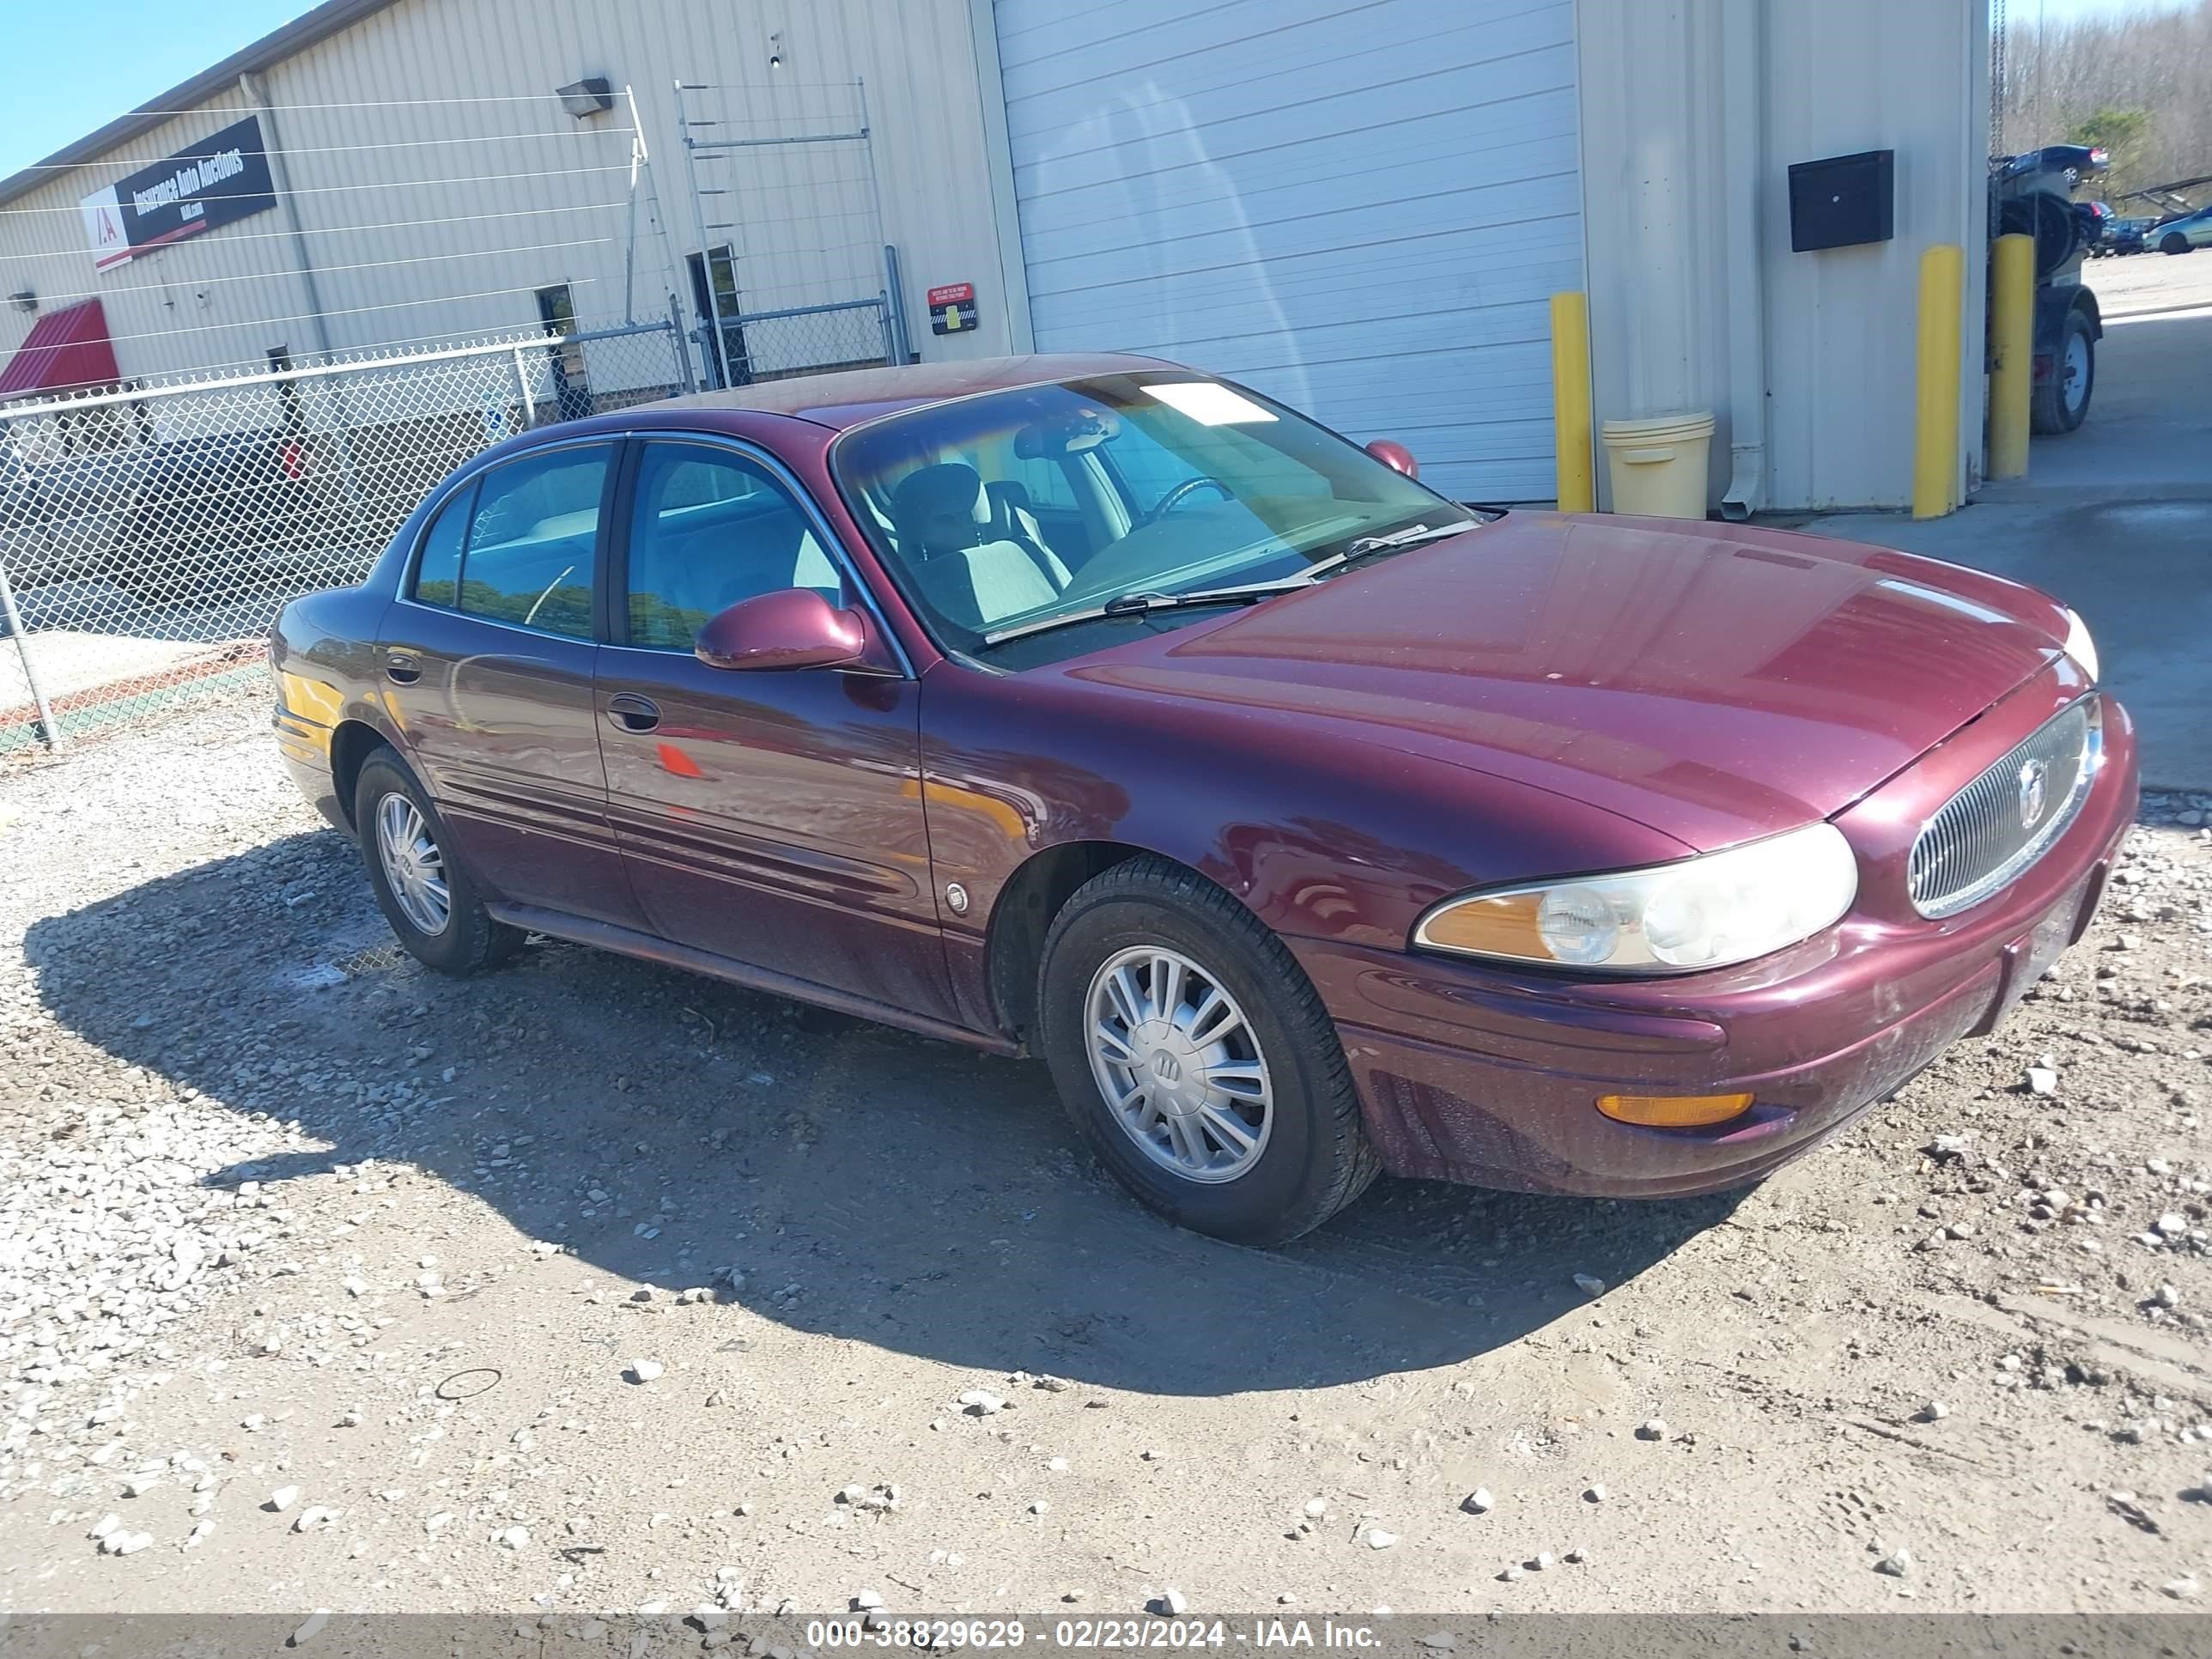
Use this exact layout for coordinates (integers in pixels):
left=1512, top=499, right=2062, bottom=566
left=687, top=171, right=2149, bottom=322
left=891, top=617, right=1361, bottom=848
left=2, top=0, right=2199, bottom=179
left=3, top=0, right=314, bottom=179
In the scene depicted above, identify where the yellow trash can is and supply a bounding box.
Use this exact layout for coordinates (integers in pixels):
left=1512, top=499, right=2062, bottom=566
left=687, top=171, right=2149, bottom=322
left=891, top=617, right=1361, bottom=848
left=1599, top=410, right=1716, bottom=519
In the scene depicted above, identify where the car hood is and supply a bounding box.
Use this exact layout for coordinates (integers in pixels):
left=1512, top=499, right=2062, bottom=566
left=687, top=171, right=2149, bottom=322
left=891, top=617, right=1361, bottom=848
left=1053, top=514, right=2071, bottom=853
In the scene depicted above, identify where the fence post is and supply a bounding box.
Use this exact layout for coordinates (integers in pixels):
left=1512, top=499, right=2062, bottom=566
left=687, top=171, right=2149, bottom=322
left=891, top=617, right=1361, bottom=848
left=510, top=346, right=535, bottom=431
left=666, top=293, right=697, bottom=394
left=883, top=244, right=912, bottom=365
left=0, top=555, right=60, bottom=751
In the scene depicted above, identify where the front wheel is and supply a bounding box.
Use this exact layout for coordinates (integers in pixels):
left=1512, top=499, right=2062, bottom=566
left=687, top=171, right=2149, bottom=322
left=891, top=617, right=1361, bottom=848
left=2031, top=309, right=2095, bottom=434
left=2162, top=233, right=2191, bottom=254
left=1036, top=857, right=1379, bottom=1245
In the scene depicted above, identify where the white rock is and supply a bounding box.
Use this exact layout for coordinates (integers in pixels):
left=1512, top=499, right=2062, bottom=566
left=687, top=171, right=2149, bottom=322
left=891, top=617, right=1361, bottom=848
left=2026, top=1066, right=2059, bottom=1096
left=495, top=1525, right=529, bottom=1550
left=1874, top=1549, right=1912, bottom=1577
left=293, top=1505, right=337, bottom=1532
left=1365, top=1528, right=1398, bottom=1550
left=1572, top=1273, right=1607, bottom=1297
left=2163, top=1577, right=2202, bottom=1601
left=853, top=1590, right=884, bottom=1610
left=1157, top=1589, right=1188, bottom=1616
left=89, top=1513, right=120, bottom=1540
left=1462, top=1487, right=1495, bottom=1514
left=958, top=1389, right=1006, bottom=1416
left=1636, top=1419, right=1668, bottom=1441
left=1583, top=1484, right=1607, bottom=1503
left=269, top=1485, right=301, bottom=1513
left=1303, top=1497, right=1329, bottom=1519
left=629, top=1358, right=665, bottom=1382
left=292, top=1612, right=331, bottom=1645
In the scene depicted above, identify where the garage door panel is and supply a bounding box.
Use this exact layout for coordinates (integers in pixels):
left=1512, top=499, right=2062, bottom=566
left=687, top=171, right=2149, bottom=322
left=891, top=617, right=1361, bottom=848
left=1022, top=218, right=1583, bottom=313
left=999, top=0, right=1565, bottom=101
left=1017, top=169, right=1578, bottom=291
left=1006, top=44, right=1573, bottom=183
left=995, top=0, right=1581, bottom=501
left=1011, top=95, right=1578, bottom=234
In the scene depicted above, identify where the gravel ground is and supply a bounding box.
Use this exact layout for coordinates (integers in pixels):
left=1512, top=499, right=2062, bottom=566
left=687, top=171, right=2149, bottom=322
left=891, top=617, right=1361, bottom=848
left=3, top=691, right=2212, bottom=1618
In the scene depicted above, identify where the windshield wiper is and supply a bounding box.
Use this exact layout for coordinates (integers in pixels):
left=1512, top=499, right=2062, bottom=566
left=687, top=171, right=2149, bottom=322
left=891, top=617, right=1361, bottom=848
left=1303, top=520, right=1473, bottom=580
left=981, top=575, right=1312, bottom=646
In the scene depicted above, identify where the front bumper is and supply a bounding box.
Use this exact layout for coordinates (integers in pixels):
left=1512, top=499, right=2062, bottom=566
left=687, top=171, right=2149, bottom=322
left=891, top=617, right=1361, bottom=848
left=1292, top=688, right=2139, bottom=1197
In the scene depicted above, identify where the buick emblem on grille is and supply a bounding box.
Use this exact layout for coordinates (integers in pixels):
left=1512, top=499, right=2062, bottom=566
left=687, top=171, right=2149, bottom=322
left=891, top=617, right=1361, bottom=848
left=2018, top=757, right=2049, bottom=830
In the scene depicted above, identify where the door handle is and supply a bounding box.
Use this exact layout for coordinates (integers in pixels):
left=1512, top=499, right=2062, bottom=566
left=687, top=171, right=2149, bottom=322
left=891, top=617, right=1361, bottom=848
left=605, top=692, right=661, bottom=732
left=384, top=650, right=422, bottom=685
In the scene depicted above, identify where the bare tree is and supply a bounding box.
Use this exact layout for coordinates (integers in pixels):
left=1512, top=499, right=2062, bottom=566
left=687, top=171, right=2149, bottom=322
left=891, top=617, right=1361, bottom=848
left=1997, top=0, right=2212, bottom=201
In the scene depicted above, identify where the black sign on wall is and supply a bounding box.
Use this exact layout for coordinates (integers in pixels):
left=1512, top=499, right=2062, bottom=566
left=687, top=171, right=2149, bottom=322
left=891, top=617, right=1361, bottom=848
left=78, top=115, right=279, bottom=272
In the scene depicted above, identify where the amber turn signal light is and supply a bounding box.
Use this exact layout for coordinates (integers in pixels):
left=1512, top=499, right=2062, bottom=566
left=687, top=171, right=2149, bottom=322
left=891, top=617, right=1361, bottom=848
left=1596, top=1091, right=1754, bottom=1127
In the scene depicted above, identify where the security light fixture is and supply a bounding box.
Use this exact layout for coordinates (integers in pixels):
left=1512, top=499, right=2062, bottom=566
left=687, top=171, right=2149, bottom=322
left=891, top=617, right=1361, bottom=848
left=8, top=290, right=33, bottom=314
left=557, top=78, right=614, bottom=119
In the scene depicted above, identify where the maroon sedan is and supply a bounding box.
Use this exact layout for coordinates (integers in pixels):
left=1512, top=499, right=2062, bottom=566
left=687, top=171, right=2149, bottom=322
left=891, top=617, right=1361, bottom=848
left=270, top=355, right=2136, bottom=1243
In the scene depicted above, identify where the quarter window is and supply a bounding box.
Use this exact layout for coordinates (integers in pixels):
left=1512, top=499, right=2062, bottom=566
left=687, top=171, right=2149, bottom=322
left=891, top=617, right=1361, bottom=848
left=623, top=443, right=843, bottom=651
left=411, top=446, right=609, bottom=638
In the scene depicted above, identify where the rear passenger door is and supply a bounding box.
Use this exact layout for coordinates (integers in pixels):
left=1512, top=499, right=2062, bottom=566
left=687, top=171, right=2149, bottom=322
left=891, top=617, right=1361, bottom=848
left=378, top=439, right=647, bottom=930
left=594, top=438, right=957, bottom=1021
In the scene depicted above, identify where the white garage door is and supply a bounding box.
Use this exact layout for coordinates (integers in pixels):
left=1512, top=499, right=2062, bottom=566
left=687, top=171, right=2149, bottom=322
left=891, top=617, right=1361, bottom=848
left=991, top=0, right=1583, bottom=502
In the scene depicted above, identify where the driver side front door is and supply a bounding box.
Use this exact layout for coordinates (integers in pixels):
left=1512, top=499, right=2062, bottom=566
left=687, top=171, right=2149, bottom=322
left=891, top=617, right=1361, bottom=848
left=594, top=438, right=959, bottom=1024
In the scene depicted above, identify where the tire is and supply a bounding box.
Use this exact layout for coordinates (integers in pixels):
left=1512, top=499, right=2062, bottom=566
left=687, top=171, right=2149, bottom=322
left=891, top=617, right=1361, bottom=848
left=2031, top=308, right=2095, bottom=435
left=353, top=748, right=524, bottom=975
left=1036, top=856, right=1380, bottom=1245
left=2162, top=233, right=2191, bottom=254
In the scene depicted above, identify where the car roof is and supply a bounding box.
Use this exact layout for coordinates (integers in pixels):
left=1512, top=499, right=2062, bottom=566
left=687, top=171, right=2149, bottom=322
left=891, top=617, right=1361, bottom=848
left=652, top=352, right=1176, bottom=432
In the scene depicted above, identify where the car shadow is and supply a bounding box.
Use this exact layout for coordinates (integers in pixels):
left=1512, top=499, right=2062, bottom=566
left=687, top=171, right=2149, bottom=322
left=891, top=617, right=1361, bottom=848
left=22, top=829, right=1742, bottom=1397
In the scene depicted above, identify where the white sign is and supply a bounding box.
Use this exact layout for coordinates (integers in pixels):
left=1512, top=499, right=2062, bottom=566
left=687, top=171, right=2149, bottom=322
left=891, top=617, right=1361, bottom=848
left=80, top=185, right=130, bottom=272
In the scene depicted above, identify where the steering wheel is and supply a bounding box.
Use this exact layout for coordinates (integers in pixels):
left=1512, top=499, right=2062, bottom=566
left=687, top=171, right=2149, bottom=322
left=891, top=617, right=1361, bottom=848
left=1146, top=476, right=1235, bottom=520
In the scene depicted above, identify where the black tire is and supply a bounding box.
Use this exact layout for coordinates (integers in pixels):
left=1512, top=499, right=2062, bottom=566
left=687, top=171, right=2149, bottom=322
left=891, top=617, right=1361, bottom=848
left=2162, top=233, right=2191, bottom=255
left=353, top=748, right=524, bottom=975
left=2030, top=308, right=2095, bottom=435
left=1036, top=856, right=1380, bottom=1245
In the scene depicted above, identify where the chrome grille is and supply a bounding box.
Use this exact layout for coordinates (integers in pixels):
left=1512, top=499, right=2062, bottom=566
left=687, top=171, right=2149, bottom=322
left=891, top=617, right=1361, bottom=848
left=1908, top=699, right=2100, bottom=919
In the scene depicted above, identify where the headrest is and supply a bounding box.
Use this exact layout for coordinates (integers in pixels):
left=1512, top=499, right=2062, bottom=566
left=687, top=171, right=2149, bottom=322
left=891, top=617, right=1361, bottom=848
left=891, top=463, right=988, bottom=528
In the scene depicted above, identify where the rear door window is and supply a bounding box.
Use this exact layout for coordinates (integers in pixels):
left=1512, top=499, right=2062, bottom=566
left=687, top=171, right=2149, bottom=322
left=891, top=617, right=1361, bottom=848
left=436, top=446, right=611, bottom=638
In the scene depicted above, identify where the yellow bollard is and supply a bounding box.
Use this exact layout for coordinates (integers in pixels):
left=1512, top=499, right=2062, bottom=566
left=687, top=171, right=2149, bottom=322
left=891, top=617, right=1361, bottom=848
left=1911, top=243, right=1966, bottom=520
left=1987, top=232, right=2035, bottom=480
left=1549, top=291, right=1595, bottom=514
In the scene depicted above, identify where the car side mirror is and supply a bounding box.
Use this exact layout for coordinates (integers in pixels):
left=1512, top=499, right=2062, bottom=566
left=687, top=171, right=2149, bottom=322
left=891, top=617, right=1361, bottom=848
left=1364, top=438, right=1419, bottom=479
left=694, top=587, right=875, bottom=672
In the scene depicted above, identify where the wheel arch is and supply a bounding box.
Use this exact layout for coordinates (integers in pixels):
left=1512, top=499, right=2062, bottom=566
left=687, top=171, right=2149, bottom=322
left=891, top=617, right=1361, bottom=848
left=985, top=839, right=1249, bottom=1049
left=2071, top=285, right=2103, bottom=338
left=329, top=719, right=395, bottom=832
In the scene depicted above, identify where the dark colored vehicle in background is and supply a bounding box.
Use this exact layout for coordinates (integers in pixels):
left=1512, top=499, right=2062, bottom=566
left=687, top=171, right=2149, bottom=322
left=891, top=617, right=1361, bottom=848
left=1, top=423, right=336, bottom=606
left=1993, top=144, right=2108, bottom=434
left=270, top=356, right=2136, bottom=1244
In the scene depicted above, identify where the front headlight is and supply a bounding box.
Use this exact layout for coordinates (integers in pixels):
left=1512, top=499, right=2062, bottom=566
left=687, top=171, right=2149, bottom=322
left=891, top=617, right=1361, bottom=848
left=2062, top=607, right=2099, bottom=684
left=1413, top=822, right=1858, bottom=974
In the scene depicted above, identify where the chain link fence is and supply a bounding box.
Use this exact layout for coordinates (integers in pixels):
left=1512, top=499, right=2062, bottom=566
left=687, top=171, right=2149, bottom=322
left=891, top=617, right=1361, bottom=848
left=691, top=296, right=896, bottom=389
left=1, top=317, right=689, bottom=753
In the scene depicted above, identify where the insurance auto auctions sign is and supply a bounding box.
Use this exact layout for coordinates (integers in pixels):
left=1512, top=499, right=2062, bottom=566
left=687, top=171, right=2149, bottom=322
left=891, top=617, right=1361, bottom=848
left=77, top=114, right=277, bottom=272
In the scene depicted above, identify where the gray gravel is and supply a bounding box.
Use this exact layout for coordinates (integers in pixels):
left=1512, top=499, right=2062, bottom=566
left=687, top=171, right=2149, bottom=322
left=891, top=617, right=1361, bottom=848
left=4, top=693, right=2212, bottom=1615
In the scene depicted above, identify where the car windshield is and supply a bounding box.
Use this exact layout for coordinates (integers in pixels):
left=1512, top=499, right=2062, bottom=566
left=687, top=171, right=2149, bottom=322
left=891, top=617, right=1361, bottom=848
left=830, top=371, right=1479, bottom=656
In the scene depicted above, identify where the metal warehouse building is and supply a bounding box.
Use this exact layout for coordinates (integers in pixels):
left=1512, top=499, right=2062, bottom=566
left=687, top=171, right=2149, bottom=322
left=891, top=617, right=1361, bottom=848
left=0, top=0, right=1991, bottom=514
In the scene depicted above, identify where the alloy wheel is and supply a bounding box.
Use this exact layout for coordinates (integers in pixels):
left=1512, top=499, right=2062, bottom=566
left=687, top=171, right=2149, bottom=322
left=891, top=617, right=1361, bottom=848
left=374, top=791, right=452, bottom=937
left=1085, top=945, right=1273, bottom=1183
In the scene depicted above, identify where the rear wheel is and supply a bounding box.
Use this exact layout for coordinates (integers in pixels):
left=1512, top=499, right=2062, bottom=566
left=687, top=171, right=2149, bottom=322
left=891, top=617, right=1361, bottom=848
left=354, top=750, right=523, bottom=975
left=2031, top=308, right=2095, bottom=434
left=1036, top=857, right=1379, bottom=1245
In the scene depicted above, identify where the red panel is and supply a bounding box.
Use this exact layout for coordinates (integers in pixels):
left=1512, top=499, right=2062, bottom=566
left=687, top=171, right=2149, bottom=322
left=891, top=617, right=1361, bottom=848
left=0, top=299, right=121, bottom=401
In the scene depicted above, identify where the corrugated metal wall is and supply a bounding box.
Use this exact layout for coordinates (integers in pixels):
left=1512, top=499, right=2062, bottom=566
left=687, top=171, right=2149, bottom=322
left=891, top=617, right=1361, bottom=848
left=0, top=0, right=1012, bottom=386
left=1577, top=0, right=1990, bottom=514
